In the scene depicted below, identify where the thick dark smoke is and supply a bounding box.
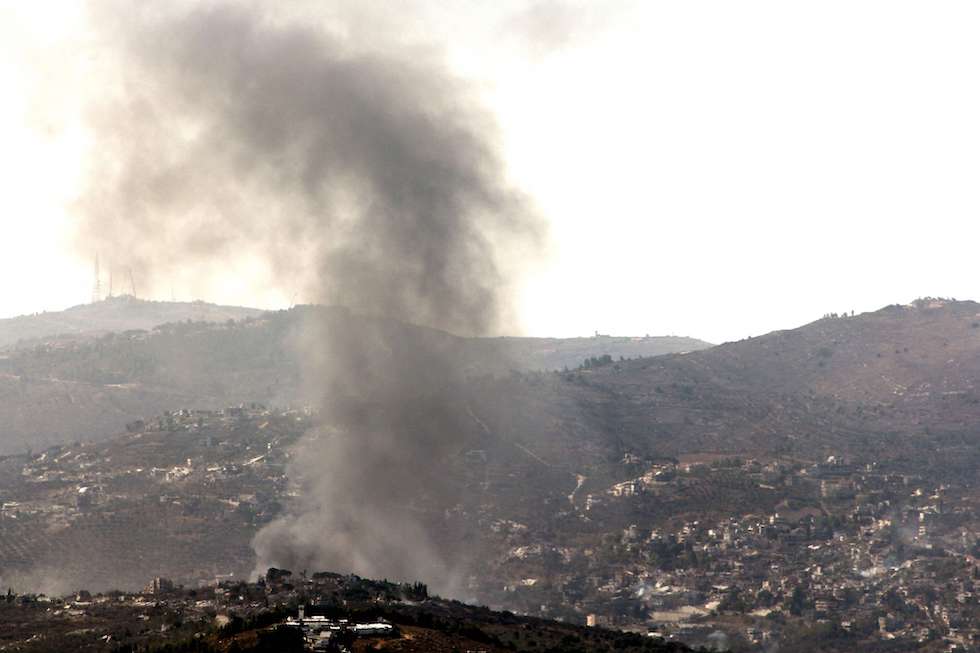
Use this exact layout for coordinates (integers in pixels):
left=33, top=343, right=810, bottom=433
left=78, top=3, right=542, bottom=589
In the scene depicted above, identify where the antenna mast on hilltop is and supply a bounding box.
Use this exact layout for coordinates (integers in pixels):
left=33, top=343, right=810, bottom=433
left=92, top=255, right=102, bottom=303
left=128, top=268, right=137, bottom=297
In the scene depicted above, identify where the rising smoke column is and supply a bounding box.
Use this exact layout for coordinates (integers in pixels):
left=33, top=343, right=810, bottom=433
left=77, top=3, right=542, bottom=588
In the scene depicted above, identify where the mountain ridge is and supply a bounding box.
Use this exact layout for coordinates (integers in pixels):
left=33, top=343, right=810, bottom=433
left=0, top=302, right=712, bottom=454
left=0, top=295, right=266, bottom=351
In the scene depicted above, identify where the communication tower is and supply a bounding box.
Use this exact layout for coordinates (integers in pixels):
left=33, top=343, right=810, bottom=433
left=92, top=255, right=102, bottom=303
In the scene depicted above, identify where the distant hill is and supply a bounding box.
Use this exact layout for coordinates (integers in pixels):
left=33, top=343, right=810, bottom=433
left=5, top=297, right=980, bottom=467
left=489, top=334, right=710, bottom=371
left=536, top=297, right=980, bottom=474
left=7, top=295, right=980, bottom=469
left=0, top=296, right=711, bottom=363
left=0, top=296, right=265, bottom=351
left=0, top=303, right=710, bottom=453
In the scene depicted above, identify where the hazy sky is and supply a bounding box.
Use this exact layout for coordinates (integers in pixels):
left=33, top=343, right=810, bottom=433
left=1, top=1, right=979, bottom=344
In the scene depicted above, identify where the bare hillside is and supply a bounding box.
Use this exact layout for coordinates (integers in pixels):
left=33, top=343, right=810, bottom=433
left=553, top=298, right=980, bottom=470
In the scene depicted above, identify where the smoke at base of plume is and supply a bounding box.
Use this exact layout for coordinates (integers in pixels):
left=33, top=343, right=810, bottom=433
left=251, top=309, right=482, bottom=590
left=77, top=2, right=543, bottom=587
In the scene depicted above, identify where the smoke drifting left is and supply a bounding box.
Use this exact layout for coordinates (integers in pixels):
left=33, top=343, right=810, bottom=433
left=74, top=2, right=544, bottom=591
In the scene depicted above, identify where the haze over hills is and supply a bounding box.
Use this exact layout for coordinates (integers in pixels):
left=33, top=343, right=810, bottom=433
left=0, top=295, right=264, bottom=351
left=485, top=334, right=710, bottom=373
left=0, top=300, right=711, bottom=454
left=2, top=296, right=978, bottom=469
left=3, top=296, right=980, bottom=465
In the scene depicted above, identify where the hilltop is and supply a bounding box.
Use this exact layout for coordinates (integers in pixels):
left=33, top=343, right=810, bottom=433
left=0, top=296, right=264, bottom=351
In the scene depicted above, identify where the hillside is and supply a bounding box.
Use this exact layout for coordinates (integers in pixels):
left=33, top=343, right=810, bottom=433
left=0, top=296, right=265, bottom=351
left=2, top=298, right=979, bottom=465
left=559, top=298, right=980, bottom=465
left=2, top=302, right=978, bottom=649
left=2, top=403, right=975, bottom=648
left=0, top=304, right=710, bottom=454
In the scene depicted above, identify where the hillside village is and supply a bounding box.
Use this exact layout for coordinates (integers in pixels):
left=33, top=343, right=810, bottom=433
left=475, top=454, right=978, bottom=651
left=1, top=404, right=976, bottom=651
left=1, top=300, right=979, bottom=651
left=0, top=405, right=308, bottom=593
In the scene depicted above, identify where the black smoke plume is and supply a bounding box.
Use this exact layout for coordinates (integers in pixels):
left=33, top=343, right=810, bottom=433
left=77, top=2, right=542, bottom=589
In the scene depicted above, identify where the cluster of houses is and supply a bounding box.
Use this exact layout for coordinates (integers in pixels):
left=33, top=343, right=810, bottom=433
left=284, top=606, right=395, bottom=651
left=478, top=454, right=978, bottom=651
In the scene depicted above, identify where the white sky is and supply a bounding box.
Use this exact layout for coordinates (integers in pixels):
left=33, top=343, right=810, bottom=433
left=1, top=1, right=979, bottom=344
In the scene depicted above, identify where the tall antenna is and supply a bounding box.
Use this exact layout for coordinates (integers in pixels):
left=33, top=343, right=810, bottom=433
left=92, top=255, right=102, bottom=303
left=108, top=268, right=114, bottom=298
left=128, top=268, right=137, bottom=297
